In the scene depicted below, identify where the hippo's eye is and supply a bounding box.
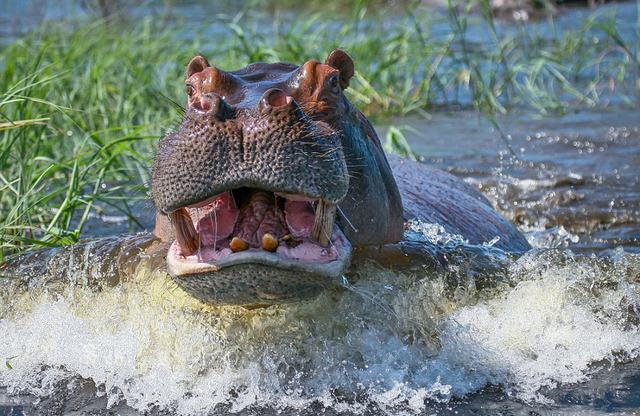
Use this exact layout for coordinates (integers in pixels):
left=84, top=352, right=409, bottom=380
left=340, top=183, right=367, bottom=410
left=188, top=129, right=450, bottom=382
left=186, top=85, right=195, bottom=97
left=328, top=75, right=340, bottom=91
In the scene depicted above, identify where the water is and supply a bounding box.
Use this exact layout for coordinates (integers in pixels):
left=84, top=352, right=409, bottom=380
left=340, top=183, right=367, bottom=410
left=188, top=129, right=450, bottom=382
left=1, top=103, right=639, bottom=415
left=380, top=106, right=640, bottom=254
left=2, top=242, right=639, bottom=415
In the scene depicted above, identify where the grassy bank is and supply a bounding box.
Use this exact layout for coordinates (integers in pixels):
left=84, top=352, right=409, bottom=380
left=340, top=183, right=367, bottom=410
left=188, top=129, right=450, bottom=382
left=0, top=0, right=638, bottom=259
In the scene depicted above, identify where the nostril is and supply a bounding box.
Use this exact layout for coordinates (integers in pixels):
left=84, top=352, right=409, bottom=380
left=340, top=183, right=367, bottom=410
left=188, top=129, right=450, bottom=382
left=191, top=93, right=231, bottom=120
left=263, top=89, right=292, bottom=108
left=194, top=96, right=214, bottom=112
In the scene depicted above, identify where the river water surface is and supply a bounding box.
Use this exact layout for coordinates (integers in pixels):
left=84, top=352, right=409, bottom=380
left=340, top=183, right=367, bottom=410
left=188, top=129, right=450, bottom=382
left=1, top=105, right=639, bottom=415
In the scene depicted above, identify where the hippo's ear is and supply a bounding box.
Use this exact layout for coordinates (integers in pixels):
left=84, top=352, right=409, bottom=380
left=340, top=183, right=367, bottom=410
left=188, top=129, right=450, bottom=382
left=325, top=49, right=354, bottom=90
left=186, top=55, right=210, bottom=78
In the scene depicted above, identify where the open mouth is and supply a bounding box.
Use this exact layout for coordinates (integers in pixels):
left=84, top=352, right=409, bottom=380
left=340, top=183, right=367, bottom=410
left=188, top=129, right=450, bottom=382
left=166, top=187, right=351, bottom=277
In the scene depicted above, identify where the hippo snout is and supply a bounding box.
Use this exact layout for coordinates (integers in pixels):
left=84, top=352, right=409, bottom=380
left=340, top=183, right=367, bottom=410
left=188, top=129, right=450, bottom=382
left=152, top=90, right=349, bottom=215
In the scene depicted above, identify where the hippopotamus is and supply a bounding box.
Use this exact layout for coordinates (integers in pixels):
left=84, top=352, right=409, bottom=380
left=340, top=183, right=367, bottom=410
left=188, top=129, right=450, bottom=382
left=149, top=49, right=530, bottom=305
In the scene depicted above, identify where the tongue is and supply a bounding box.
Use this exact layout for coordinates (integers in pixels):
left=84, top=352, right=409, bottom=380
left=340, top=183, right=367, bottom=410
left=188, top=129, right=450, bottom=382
left=236, top=190, right=288, bottom=246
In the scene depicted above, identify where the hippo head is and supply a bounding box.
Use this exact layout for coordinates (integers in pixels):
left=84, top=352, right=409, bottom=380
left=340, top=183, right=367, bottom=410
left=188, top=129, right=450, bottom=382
left=152, top=50, right=404, bottom=305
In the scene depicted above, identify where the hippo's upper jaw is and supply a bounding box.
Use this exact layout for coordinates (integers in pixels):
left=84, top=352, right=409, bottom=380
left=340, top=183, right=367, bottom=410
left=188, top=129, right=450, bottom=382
left=151, top=51, right=388, bottom=305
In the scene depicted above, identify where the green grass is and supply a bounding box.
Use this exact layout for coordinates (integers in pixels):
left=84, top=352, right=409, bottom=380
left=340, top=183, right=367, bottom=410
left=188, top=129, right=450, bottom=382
left=0, top=21, right=199, bottom=260
left=0, top=0, right=638, bottom=259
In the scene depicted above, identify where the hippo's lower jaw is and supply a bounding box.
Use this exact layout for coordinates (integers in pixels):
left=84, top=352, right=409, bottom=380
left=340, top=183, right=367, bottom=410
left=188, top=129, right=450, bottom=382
left=164, top=187, right=353, bottom=305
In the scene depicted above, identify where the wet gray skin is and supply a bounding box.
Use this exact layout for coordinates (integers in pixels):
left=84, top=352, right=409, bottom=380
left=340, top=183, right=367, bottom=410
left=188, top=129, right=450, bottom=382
left=149, top=50, right=530, bottom=306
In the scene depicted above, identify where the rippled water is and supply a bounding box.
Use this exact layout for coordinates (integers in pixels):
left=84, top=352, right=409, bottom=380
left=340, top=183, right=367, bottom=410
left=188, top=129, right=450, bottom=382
left=384, top=105, right=640, bottom=254
left=1, top=105, right=639, bottom=415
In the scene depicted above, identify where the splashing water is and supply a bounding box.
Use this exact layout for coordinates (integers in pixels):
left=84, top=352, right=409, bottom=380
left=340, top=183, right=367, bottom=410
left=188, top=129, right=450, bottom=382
left=2, top=220, right=640, bottom=415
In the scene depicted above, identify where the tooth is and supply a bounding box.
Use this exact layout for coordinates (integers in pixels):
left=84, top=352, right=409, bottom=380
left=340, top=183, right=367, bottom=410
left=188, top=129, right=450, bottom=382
left=230, top=237, right=248, bottom=252
left=262, top=233, right=279, bottom=252
left=311, top=200, right=336, bottom=247
left=169, top=208, right=200, bottom=256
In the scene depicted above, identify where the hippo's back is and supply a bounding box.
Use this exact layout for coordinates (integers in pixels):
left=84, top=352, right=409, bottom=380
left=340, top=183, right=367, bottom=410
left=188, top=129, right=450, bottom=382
left=388, top=154, right=530, bottom=252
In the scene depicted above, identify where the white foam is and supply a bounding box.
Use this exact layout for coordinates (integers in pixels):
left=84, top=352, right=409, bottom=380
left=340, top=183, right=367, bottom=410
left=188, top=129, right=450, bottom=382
left=1, top=232, right=640, bottom=414
left=434, top=251, right=640, bottom=403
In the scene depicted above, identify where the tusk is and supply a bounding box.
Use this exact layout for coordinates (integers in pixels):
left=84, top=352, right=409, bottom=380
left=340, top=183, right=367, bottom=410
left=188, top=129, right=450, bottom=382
left=311, top=200, right=336, bottom=247
left=169, top=208, right=200, bottom=256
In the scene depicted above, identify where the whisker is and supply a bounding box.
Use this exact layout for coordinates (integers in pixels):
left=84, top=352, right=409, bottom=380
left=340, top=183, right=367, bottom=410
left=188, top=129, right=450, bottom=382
left=196, top=207, right=203, bottom=261
left=337, top=206, right=358, bottom=233
left=212, top=204, right=218, bottom=253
